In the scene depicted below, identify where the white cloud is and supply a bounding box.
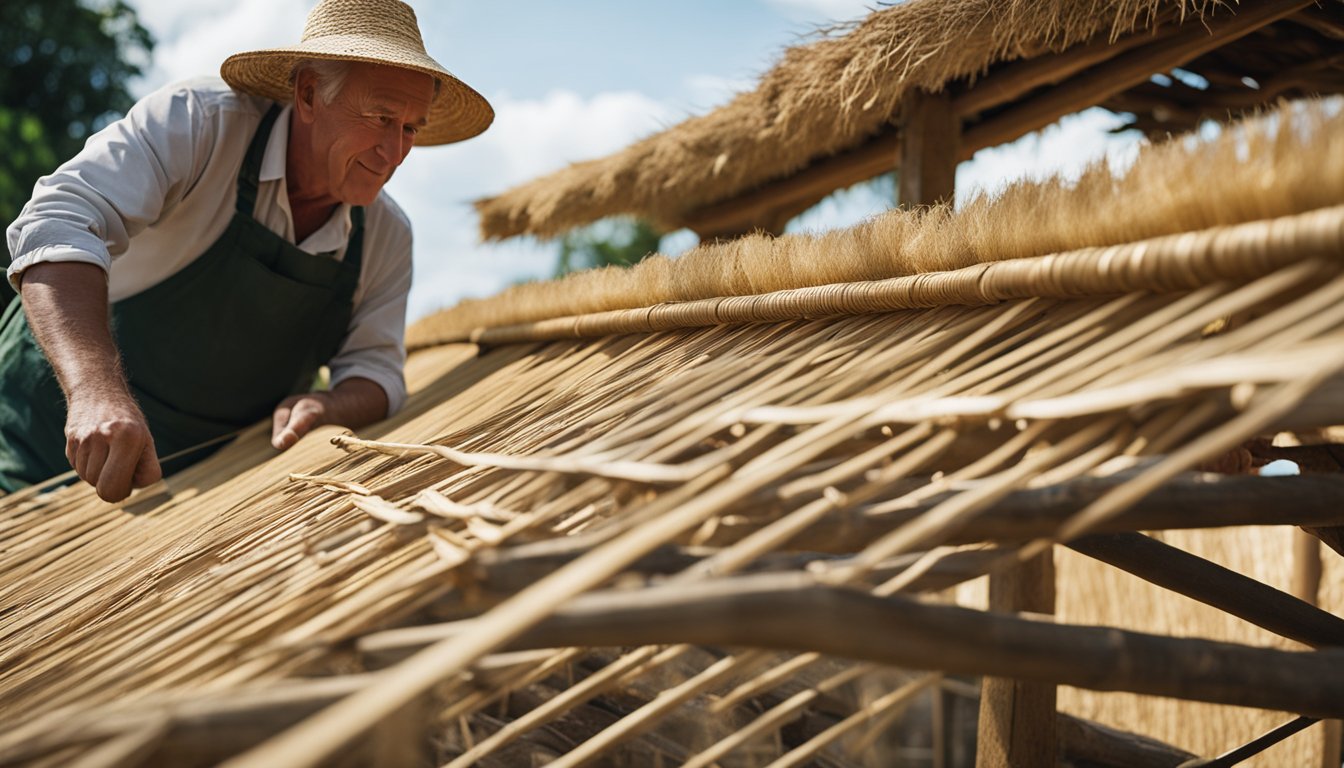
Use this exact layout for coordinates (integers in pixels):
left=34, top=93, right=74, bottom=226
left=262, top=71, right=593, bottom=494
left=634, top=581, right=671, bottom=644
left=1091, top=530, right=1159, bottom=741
left=386, top=89, right=676, bottom=320
left=956, top=108, right=1142, bottom=203
left=132, top=0, right=311, bottom=94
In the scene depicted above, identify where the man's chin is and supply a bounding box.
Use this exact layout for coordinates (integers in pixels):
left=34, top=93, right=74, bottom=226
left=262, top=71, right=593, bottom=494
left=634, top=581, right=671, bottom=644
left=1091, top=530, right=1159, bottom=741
left=340, top=186, right=384, bottom=207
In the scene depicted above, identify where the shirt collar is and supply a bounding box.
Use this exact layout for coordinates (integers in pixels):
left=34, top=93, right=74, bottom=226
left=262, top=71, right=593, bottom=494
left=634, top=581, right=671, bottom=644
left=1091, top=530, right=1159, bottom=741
left=260, top=104, right=353, bottom=255
left=259, top=105, right=292, bottom=184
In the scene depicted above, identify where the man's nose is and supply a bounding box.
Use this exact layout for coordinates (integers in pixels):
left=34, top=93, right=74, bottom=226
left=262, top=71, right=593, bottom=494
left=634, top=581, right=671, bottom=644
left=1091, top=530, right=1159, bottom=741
left=376, top=124, right=408, bottom=166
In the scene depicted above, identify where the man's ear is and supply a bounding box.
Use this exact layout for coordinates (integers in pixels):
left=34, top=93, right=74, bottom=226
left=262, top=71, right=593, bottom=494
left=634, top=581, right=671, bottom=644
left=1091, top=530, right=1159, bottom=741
left=293, top=69, right=318, bottom=123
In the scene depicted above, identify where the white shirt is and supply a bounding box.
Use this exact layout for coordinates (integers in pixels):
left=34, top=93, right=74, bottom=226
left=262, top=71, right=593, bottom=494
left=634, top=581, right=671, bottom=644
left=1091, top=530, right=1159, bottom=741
left=6, top=77, right=411, bottom=414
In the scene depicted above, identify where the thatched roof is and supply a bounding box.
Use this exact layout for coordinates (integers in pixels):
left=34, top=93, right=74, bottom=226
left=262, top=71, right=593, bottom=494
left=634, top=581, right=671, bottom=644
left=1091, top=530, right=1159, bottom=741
left=417, top=97, right=1344, bottom=346
left=474, top=0, right=1344, bottom=240
left=3, top=99, right=1344, bottom=766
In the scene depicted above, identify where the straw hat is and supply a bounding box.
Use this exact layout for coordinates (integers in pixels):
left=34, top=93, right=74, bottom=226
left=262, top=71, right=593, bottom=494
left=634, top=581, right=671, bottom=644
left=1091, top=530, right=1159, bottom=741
left=220, top=0, right=492, bottom=145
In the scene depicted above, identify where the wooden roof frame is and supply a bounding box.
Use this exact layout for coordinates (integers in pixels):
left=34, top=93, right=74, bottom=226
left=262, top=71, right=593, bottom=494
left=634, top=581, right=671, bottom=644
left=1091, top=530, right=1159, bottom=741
left=686, top=0, right=1317, bottom=238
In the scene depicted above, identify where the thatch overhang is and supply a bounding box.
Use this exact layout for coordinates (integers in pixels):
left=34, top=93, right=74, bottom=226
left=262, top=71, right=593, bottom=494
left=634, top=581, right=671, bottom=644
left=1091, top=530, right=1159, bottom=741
left=474, top=0, right=1344, bottom=241
left=2, top=100, right=1344, bottom=766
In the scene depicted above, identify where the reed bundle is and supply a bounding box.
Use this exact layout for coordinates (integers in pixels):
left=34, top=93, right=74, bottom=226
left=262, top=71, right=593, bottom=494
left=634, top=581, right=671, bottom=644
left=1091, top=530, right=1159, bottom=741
left=1, top=98, right=1343, bottom=766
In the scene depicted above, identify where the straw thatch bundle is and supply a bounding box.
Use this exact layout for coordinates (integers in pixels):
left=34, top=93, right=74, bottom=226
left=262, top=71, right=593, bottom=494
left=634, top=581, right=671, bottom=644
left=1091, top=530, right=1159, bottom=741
left=1, top=97, right=1343, bottom=767
left=419, top=97, right=1344, bottom=345
left=473, top=0, right=1344, bottom=240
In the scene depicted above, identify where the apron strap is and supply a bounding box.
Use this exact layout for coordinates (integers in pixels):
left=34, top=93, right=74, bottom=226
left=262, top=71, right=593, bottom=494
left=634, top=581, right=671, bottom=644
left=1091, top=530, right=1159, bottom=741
left=235, top=104, right=283, bottom=217
left=332, top=206, right=365, bottom=299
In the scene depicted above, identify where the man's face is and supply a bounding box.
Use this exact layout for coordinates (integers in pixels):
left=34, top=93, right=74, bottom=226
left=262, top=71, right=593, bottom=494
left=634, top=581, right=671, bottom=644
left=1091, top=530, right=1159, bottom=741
left=304, top=62, right=435, bottom=206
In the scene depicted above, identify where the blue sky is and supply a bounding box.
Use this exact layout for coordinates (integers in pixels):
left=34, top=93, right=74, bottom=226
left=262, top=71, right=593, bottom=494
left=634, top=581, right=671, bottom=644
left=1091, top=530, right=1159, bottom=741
left=126, top=0, right=1142, bottom=321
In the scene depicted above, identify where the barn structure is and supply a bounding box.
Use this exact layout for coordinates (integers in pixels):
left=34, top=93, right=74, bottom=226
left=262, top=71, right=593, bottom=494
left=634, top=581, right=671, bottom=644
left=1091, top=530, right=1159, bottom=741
left=2, top=1, right=1344, bottom=766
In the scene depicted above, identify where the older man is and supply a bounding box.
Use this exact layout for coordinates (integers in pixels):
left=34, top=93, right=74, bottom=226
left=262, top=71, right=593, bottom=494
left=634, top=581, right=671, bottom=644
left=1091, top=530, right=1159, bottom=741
left=0, top=0, right=492, bottom=501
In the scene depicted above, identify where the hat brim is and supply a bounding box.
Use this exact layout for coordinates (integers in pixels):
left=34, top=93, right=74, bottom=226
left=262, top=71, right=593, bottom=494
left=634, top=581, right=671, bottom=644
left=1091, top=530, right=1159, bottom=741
left=221, top=39, right=493, bottom=146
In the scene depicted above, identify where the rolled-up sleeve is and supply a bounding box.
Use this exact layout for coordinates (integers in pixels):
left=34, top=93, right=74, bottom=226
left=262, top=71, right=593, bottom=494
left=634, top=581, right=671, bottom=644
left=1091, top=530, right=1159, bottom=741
left=328, top=201, right=412, bottom=416
left=6, top=83, right=206, bottom=289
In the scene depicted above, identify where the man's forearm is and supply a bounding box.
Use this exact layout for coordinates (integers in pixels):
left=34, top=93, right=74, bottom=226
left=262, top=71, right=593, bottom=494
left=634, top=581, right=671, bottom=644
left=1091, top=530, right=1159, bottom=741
left=19, top=261, right=129, bottom=400
left=17, top=261, right=161, bottom=501
left=325, top=376, right=390, bottom=429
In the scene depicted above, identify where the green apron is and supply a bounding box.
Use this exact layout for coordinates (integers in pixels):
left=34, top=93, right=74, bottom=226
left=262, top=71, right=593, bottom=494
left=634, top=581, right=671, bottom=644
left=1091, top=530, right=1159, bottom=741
left=0, top=104, right=364, bottom=491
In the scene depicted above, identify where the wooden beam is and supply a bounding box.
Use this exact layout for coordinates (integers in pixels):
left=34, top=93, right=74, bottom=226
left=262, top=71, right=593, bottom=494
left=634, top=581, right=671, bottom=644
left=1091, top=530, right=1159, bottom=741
left=959, top=0, right=1316, bottom=152
left=681, top=0, right=1313, bottom=238
left=899, top=90, right=960, bottom=208
left=1287, top=4, right=1344, bottom=41
left=950, top=8, right=1184, bottom=117
left=461, top=473, right=1344, bottom=589
left=355, top=571, right=1344, bottom=718
left=976, top=550, right=1057, bottom=768
left=685, top=132, right=902, bottom=238
left=761, top=473, right=1344, bottom=553
left=462, top=543, right=1008, bottom=604
left=1067, top=532, right=1344, bottom=650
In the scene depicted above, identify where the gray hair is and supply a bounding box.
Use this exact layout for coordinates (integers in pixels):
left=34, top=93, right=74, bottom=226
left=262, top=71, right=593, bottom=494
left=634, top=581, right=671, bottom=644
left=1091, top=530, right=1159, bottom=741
left=288, top=58, right=443, bottom=106
left=289, top=58, right=353, bottom=105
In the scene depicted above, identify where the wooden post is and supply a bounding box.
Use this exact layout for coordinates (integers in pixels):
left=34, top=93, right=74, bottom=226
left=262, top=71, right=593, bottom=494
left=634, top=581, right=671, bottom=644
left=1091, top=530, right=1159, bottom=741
left=898, top=90, right=960, bottom=208
left=902, top=90, right=962, bottom=765
left=976, top=550, right=1057, bottom=768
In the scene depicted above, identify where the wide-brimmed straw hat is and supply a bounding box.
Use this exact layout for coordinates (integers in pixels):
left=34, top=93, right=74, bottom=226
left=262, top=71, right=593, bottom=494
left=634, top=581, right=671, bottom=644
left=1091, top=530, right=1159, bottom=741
left=220, top=0, right=492, bottom=145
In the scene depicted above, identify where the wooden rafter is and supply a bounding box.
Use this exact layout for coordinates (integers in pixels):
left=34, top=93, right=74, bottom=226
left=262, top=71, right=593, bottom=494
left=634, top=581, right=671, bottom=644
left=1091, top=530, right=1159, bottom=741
left=352, top=572, right=1344, bottom=717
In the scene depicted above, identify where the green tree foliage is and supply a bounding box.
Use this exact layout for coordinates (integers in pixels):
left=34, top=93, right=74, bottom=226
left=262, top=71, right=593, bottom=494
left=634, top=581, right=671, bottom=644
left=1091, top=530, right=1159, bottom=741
left=0, top=0, right=152, bottom=307
left=555, top=218, right=662, bottom=277
left=0, top=0, right=154, bottom=226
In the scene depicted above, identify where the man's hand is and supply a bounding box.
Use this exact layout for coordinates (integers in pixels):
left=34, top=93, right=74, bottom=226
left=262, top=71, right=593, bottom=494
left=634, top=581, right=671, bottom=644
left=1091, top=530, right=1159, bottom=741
left=271, top=391, right=333, bottom=450
left=20, top=261, right=160, bottom=502
left=271, top=377, right=389, bottom=450
left=65, top=392, right=162, bottom=502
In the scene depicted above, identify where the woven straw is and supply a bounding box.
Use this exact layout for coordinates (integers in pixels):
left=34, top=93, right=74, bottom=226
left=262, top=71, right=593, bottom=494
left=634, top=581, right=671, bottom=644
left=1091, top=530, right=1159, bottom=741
left=220, top=0, right=492, bottom=145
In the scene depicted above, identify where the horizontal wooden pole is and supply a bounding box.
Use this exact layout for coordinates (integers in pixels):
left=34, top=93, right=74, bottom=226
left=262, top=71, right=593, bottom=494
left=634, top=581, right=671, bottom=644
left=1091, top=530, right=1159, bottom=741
left=448, top=473, right=1344, bottom=614
left=357, top=572, right=1344, bottom=718
left=1067, top=532, right=1344, bottom=649
left=769, top=473, right=1344, bottom=552
left=464, top=542, right=1005, bottom=599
